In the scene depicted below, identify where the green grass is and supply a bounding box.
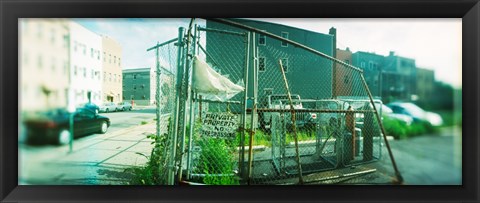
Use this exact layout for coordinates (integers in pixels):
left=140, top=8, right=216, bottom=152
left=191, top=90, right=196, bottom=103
left=141, top=121, right=148, bottom=125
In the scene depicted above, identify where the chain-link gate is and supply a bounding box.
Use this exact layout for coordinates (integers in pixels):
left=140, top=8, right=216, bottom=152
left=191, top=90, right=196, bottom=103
left=152, top=18, right=402, bottom=185
left=146, top=37, right=179, bottom=185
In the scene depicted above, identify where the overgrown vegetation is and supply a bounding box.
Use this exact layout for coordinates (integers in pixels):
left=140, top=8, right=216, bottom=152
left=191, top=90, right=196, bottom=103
left=382, top=116, right=438, bottom=140
left=197, top=138, right=239, bottom=185
left=128, top=118, right=171, bottom=185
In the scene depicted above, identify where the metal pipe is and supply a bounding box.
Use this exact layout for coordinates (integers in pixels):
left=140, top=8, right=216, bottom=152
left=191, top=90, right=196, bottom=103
left=168, top=27, right=185, bottom=185
left=278, top=59, right=304, bottom=185
left=239, top=28, right=250, bottom=181
left=359, top=74, right=403, bottom=184
left=247, top=32, right=256, bottom=185
left=186, top=24, right=198, bottom=180
left=197, top=27, right=246, bottom=36
left=177, top=18, right=195, bottom=182
left=255, top=108, right=375, bottom=113
left=146, top=38, right=178, bottom=51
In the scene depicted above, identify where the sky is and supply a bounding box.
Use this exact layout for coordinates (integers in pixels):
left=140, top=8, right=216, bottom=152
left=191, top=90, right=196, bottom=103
left=76, top=18, right=462, bottom=88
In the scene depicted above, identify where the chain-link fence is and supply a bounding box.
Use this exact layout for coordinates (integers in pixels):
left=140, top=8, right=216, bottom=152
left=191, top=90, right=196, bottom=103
left=145, top=38, right=179, bottom=184
left=154, top=18, right=401, bottom=185
left=182, top=25, right=249, bottom=185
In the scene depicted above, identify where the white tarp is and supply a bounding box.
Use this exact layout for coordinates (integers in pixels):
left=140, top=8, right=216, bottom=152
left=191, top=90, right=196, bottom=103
left=192, top=56, right=244, bottom=102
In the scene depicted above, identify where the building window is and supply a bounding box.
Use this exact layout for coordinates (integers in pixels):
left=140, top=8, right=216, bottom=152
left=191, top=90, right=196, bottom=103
left=64, top=62, right=68, bottom=76
left=118, top=58, right=121, bottom=66
left=91, top=69, right=94, bottom=79
left=103, top=52, right=106, bottom=62
left=109, top=73, right=112, bottom=82
left=23, top=52, right=28, bottom=66
left=133, top=84, right=136, bottom=90
left=50, top=28, right=55, bottom=44
left=103, top=72, right=106, bottom=81
left=259, top=32, right=266, bottom=46
left=83, top=67, right=87, bottom=78
left=133, top=74, right=137, bottom=79
left=258, top=57, right=266, bottom=72
left=83, top=45, right=86, bottom=55
left=109, top=54, right=112, bottom=63
left=281, top=32, right=289, bottom=47
left=51, top=57, right=55, bottom=71
left=37, top=23, right=42, bottom=39
left=74, top=66, right=78, bottom=76
left=37, top=55, right=42, bottom=69
left=361, top=62, right=366, bottom=68
left=281, top=58, right=288, bottom=73
left=91, top=48, right=94, bottom=58
left=74, top=41, right=77, bottom=52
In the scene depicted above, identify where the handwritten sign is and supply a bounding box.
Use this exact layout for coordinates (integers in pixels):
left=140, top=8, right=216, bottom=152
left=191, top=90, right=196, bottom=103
left=200, top=112, right=238, bottom=138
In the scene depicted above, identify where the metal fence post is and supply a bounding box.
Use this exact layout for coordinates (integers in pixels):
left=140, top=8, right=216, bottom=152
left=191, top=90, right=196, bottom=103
left=247, top=31, right=257, bottom=185
left=178, top=20, right=195, bottom=181
left=168, top=27, right=185, bottom=185
left=186, top=25, right=198, bottom=180
left=239, top=30, right=250, bottom=181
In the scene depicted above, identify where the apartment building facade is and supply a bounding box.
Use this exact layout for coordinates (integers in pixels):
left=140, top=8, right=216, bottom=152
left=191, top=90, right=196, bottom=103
left=20, top=19, right=70, bottom=113
left=69, top=22, right=103, bottom=106
left=102, top=36, right=123, bottom=103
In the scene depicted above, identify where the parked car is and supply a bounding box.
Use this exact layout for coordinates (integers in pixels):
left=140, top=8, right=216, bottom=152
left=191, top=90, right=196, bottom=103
left=99, top=102, right=119, bottom=113
left=386, top=102, right=443, bottom=126
left=77, top=102, right=100, bottom=114
left=117, top=101, right=132, bottom=111
left=379, top=104, right=413, bottom=125
left=23, top=108, right=110, bottom=145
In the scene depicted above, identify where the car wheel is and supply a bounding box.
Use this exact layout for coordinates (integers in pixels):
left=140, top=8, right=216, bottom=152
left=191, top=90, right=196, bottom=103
left=100, top=121, right=108, bottom=134
left=58, top=129, right=71, bottom=145
left=129, top=107, right=132, bottom=111
left=122, top=107, right=125, bottom=111
left=106, top=108, right=109, bottom=113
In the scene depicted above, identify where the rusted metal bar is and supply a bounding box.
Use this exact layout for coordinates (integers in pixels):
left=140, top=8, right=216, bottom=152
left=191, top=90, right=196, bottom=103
left=278, top=59, right=304, bottom=185
left=359, top=74, right=403, bottom=184
left=254, top=108, right=375, bottom=113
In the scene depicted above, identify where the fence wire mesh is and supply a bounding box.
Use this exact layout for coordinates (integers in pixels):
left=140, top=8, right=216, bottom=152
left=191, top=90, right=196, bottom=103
left=184, top=27, right=248, bottom=185
left=147, top=38, right=178, bottom=184
left=166, top=19, right=398, bottom=185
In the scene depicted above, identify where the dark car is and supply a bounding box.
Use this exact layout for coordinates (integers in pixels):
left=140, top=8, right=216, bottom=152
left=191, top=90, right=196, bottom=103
left=23, top=108, right=110, bottom=145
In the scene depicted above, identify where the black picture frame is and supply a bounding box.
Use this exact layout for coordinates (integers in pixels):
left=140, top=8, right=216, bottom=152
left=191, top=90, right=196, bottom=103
left=1, top=0, right=478, bottom=202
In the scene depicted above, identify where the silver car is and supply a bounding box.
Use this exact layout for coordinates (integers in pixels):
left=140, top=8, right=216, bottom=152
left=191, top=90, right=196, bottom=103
left=99, top=102, right=119, bottom=113
left=117, top=101, right=132, bottom=111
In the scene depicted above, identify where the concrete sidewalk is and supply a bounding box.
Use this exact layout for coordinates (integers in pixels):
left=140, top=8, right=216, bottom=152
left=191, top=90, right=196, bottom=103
left=20, top=122, right=157, bottom=185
